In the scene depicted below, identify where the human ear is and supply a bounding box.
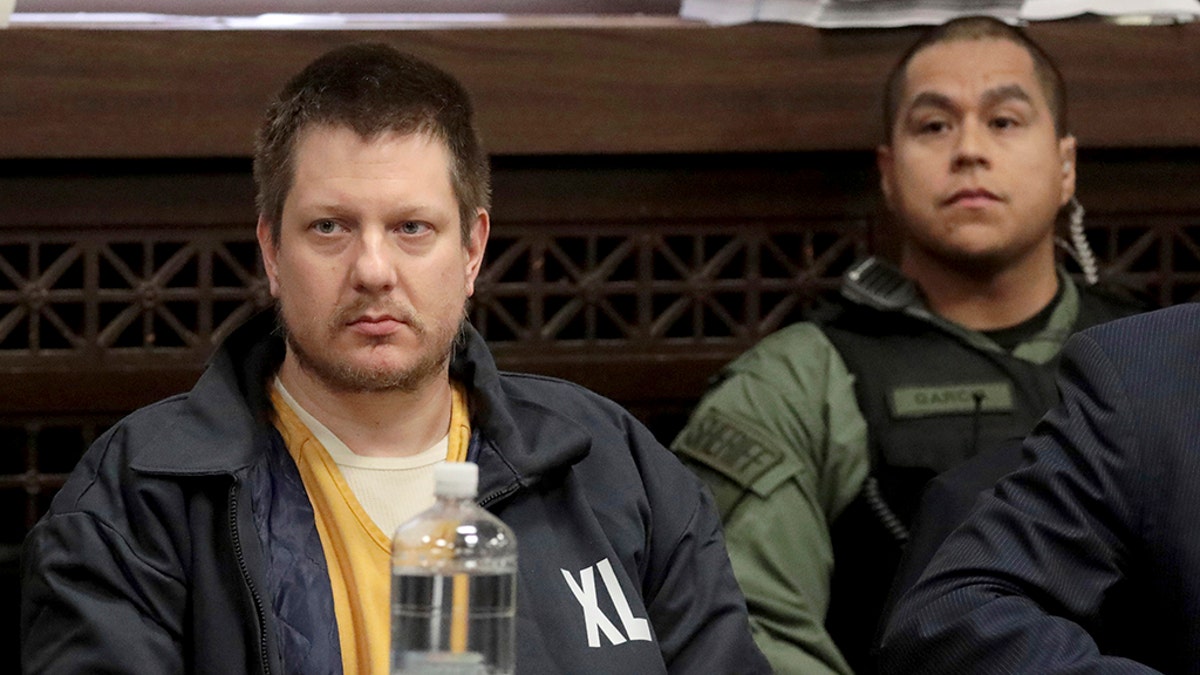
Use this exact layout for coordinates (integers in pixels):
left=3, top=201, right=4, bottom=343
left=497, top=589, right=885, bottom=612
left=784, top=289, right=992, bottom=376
left=464, top=209, right=490, bottom=298
left=877, top=144, right=897, bottom=209
left=256, top=216, right=281, bottom=298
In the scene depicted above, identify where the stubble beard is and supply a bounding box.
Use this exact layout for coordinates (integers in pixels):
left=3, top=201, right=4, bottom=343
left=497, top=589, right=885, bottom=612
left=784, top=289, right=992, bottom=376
left=277, top=297, right=466, bottom=395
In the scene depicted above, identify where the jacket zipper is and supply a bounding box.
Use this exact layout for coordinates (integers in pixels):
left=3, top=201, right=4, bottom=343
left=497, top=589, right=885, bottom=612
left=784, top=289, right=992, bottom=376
left=470, top=433, right=524, bottom=510
left=229, top=480, right=272, bottom=674
left=478, top=481, right=521, bottom=509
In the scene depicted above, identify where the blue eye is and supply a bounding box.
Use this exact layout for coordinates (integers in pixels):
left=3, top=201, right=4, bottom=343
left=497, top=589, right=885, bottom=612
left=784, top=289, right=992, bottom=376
left=400, top=221, right=429, bottom=235
left=313, top=220, right=339, bottom=235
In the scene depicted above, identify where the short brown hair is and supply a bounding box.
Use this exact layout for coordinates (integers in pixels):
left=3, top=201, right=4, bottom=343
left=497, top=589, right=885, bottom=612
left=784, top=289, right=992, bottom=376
left=254, top=43, right=491, bottom=245
left=882, top=16, right=1068, bottom=142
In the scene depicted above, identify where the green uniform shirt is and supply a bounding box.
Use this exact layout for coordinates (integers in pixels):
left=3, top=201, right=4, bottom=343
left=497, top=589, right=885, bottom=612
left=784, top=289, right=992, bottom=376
left=672, top=267, right=1089, bottom=675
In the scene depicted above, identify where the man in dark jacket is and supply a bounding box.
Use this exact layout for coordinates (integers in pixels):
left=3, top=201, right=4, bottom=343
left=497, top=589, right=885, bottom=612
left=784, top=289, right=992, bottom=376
left=881, top=305, right=1200, bottom=673
left=20, top=43, right=769, bottom=675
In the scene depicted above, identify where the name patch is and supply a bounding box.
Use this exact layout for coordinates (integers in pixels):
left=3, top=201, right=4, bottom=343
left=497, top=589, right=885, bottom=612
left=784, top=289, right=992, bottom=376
left=673, top=410, right=783, bottom=488
left=890, top=382, right=1015, bottom=418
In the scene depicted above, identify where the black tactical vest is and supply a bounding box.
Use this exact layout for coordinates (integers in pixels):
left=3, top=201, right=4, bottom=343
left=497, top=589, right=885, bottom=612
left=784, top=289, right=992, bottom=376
left=819, top=260, right=1143, bottom=673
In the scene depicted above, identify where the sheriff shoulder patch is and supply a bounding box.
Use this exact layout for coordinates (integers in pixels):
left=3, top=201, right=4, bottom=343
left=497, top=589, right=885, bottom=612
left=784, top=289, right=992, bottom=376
left=673, top=410, right=784, bottom=488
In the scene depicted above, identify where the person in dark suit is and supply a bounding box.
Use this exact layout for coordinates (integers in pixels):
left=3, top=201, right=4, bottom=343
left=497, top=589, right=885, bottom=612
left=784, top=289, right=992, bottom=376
left=879, top=303, right=1200, bottom=673
left=878, top=435, right=1026, bottom=627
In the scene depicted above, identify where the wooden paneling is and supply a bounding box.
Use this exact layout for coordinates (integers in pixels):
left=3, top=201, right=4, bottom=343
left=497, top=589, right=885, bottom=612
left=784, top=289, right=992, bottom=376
left=1, top=21, right=1198, bottom=159
left=2, top=148, right=1197, bottom=421
left=0, top=151, right=881, bottom=416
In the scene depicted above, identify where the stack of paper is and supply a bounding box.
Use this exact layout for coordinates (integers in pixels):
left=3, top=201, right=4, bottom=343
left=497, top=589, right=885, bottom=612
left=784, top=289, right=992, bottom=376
left=682, top=0, right=1200, bottom=26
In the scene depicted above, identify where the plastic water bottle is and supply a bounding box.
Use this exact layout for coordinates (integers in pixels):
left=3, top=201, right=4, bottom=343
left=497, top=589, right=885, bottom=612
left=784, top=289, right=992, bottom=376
left=391, top=462, right=517, bottom=674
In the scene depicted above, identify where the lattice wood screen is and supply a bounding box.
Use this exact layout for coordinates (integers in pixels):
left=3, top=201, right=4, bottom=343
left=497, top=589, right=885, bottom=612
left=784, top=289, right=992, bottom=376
left=3, top=149, right=1199, bottom=548
left=0, top=219, right=867, bottom=543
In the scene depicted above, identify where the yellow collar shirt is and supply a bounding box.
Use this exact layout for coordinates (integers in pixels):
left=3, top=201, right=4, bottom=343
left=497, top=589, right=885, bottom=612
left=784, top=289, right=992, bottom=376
left=270, top=379, right=471, bottom=675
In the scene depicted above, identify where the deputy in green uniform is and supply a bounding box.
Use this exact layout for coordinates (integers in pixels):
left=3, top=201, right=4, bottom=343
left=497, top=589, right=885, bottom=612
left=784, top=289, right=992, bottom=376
left=671, top=16, right=1143, bottom=674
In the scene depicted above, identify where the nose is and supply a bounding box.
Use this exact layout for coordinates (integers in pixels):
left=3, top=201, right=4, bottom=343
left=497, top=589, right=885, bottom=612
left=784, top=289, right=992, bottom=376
left=351, top=228, right=397, bottom=293
left=951, top=118, right=990, bottom=172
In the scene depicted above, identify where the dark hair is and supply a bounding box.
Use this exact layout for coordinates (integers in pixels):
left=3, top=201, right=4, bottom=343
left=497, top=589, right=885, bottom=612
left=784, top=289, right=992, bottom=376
left=253, top=43, right=490, bottom=245
left=882, top=16, right=1068, bottom=141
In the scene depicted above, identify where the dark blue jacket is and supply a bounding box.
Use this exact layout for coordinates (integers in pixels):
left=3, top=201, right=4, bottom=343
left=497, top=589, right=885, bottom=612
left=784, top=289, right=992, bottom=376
left=880, top=304, right=1200, bottom=674
left=22, top=312, right=769, bottom=674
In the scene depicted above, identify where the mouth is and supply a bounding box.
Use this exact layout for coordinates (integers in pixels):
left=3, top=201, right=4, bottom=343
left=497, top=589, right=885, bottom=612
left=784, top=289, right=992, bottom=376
left=942, top=188, right=1003, bottom=208
left=346, top=313, right=406, bottom=337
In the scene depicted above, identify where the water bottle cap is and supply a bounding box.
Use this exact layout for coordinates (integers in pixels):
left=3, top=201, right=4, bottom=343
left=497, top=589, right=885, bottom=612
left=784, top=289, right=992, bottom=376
left=434, top=462, right=479, bottom=498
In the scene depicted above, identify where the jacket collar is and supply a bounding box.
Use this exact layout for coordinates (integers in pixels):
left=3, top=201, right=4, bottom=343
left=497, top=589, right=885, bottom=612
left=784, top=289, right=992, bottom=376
left=130, top=310, right=283, bottom=475
left=453, top=322, right=591, bottom=500
left=132, top=312, right=591, bottom=485
left=839, top=256, right=1081, bottom=364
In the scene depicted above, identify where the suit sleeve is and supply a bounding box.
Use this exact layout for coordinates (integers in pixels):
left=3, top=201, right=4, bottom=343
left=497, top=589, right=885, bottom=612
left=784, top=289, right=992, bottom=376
left=671, top=324, right=868, bottom=675
left=882, top=437, right=1026, bottom=624
left=879, top=332, right=1159, bottom=674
